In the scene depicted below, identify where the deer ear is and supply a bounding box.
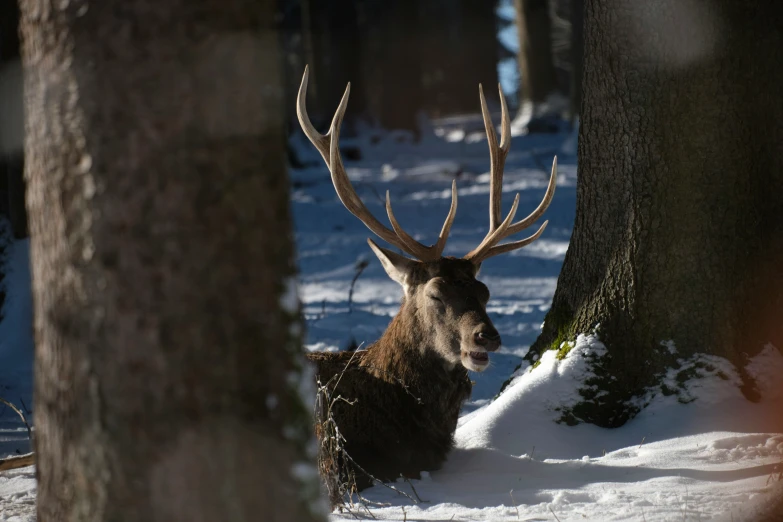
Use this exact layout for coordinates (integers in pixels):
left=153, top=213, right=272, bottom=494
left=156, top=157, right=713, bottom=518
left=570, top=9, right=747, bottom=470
left=367, top=239, right=416, bottom=289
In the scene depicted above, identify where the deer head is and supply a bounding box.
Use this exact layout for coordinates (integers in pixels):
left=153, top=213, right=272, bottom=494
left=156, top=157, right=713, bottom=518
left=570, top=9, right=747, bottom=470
left=297, top=67, right=557, bottom=372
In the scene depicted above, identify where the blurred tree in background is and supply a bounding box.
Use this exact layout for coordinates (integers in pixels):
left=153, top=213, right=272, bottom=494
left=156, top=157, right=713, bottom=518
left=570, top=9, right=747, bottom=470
left=281, top=0, right=505, bottom=137
left=514, top=0, right=557, bottom=105
left=0, top=0, right=26, bottom=239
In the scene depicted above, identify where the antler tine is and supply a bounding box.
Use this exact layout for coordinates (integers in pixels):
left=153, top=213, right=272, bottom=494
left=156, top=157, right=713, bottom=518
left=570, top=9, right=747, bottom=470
left=501, top=156, right=558, bottom=238
left=479, top=84, right=512, bottom=232
left=472, top=220, right=549, bottom=264
left=464, top=194, right=520, bottom=262
left=464, top=83, right=556, bottom=263
left=433, top=181, right=458, bottom=257
left=296, top=66, right=331, bottom=164
left=384, top=191, right=432, bottom=259
left=463, top=157, right=557, bottom=263
left=297, top=67, right=458, bottom=262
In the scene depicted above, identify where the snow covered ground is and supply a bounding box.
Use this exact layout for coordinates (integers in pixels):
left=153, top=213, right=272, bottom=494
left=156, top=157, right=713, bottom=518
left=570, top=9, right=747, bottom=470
left=0, top=119, right=781, bottom=521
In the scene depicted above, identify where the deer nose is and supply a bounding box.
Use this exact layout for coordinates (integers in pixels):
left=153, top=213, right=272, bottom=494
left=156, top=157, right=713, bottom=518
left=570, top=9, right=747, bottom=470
left=474, top=330, right=501, bottom=352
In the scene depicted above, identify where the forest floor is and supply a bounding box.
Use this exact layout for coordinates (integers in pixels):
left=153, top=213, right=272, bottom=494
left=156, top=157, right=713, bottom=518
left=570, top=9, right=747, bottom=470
left=0, top=117, right=782, bottom=520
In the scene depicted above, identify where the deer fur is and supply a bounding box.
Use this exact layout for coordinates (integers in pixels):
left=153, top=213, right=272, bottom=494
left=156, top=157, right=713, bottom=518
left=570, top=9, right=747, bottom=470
left=307, top=250, right=500, bottom=503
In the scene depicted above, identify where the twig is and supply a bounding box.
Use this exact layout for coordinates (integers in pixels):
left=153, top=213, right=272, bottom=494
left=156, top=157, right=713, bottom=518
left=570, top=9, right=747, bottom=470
left=348, top=259, right=369, bottom=314
left=0, top=452, right=34, bottom=472
left=358, top=363, right=423, bottom=404
left=403, top=475, right=427, bottom=503
left=354, top=493, right=379, bottom=519
left=510, top=490, right=520, bottom=520
left=0, top=397, right=32, bottom=443
left=402, top=507, right=407, bottom=522
left=638, top=436, right=646, bottom=449
left=340, top=450, right=420, bottom=504
left=358, top=181, right=385, bottom=206
left=530, top=446, right=535, bottom=459
left=19, top=397, right=31, bottom=415
left=340, top=505, right=361, bottom=521
left=355, top=493, right=392, bottom=509
left=549, top=506, right=562, bottom=522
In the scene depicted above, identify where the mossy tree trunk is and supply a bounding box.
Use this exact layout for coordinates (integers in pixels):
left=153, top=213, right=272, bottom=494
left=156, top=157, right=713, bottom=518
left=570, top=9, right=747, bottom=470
left=20, top=0, right=324, bottom=520
left=530, top=0, right=783, bottom=426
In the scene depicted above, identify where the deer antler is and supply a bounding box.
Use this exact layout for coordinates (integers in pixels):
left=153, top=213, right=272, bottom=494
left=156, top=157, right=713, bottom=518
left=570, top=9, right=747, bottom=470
left=297, top=66, right=457, bottom=262
left=463, top=84, right=557, bottom=264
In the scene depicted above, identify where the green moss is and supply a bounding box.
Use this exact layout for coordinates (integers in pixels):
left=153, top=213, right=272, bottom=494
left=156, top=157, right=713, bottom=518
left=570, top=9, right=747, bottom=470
left=530, top=303, right=576, bottom=361
left=498, top=305, right=576, bottom=395
left=555, top=340, right=575, bottom=360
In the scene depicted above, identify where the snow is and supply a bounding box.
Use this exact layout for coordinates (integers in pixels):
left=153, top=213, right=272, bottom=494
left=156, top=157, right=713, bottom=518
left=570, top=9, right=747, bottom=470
left=0, top=119, right=781, bottom=520
left=0, top=234, right=35, bottom=521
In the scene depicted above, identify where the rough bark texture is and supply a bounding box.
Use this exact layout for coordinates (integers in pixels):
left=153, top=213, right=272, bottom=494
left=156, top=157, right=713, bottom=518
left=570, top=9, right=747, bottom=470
left=514, top=0, right=557, bottom=103
left=530, top=0, right=783, bottom=426
left=20, top=1, right=324, bottom=521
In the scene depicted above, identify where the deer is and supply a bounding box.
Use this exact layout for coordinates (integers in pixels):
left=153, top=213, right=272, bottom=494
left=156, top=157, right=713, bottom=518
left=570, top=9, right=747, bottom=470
left=297, top=66, right=557, bottom=505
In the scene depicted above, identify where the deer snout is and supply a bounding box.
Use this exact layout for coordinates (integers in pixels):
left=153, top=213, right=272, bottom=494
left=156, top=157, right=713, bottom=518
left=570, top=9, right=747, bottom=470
left=474, top=329, right=501, bottom=352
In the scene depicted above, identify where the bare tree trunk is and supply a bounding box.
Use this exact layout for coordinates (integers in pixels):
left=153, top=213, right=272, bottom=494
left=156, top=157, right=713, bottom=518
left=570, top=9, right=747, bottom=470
left=569, top=0, right=583, bottom=121
left=19, top=1, right=325, bottom=520
left=0, top=0, right=26, bottom=238
left=360, top=0, right=423, bottom=134
left=418, top=0, right=499, bottom=117
left=514, top=0, right=557, bottom=104
left=302, top=0, right=366, bottom=131
left=530, top=0, right=783, bottom=426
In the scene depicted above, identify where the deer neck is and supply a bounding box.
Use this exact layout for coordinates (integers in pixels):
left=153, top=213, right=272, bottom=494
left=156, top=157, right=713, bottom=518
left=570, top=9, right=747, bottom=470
left=364, top=299, right=463, bottom=382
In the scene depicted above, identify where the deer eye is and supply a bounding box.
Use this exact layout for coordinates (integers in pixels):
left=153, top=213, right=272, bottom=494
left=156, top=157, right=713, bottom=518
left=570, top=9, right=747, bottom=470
left=428, top=294, right=443, bottom=304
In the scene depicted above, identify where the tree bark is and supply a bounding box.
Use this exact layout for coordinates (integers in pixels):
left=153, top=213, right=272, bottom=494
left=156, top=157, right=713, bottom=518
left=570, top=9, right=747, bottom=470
left=514, top=0, right=557, bottom=104
left=20, top=1, right=325, bottom=520
left=569, top=0, right=583, bottom=121
left=530, top=0, right=783, bottom=426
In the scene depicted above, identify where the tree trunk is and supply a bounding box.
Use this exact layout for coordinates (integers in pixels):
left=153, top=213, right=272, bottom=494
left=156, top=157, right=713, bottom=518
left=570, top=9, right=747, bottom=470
left=514, top=0, right=557, bottom=104
left=0, top=0, right=27, bottom=238
left=301, top=0, right=365, bottom=132
left=418, top=0, right=499, bottom=118
left=360, top=0, right=423, bottom=134
left=530, top=0, right=783, bottom=426
left=20, top=1, right=325, bottom=520
left=569, top=0, right=583, bottom=121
